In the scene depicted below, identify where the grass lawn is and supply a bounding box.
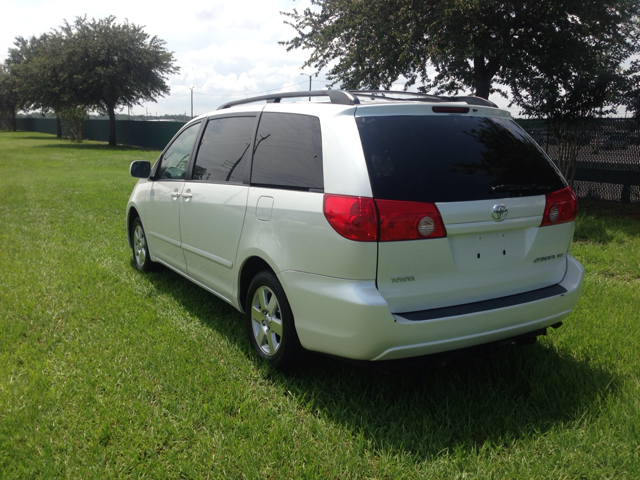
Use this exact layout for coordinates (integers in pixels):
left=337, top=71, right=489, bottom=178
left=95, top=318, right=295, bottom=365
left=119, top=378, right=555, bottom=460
left=1, top=131, right=639, bottom=478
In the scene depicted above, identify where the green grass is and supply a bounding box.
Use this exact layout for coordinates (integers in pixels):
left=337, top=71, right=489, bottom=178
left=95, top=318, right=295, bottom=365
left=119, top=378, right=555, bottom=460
left=1, top=131, right=639, bottom=478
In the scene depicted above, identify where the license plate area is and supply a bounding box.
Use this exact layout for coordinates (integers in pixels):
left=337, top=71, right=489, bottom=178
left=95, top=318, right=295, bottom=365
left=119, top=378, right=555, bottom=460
left=449, top=230, right=527, bottom=272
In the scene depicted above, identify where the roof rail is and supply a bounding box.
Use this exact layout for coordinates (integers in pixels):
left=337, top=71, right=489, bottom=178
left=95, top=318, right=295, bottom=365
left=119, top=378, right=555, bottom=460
left=217, top=90, right=360, bottom=110
left=348, top=90, right=498, bottom=108
left=216, top=89, right=498, bottom=110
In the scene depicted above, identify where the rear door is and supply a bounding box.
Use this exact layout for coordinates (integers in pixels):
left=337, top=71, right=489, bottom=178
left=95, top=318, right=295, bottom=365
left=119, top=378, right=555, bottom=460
left=355, top=109, right=573, bottom=313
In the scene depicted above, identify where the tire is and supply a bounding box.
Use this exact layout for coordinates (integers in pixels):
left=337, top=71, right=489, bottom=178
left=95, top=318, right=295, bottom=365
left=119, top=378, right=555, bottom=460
left=131, top=217, right=154, bottom=272
left=245, top=270, right=303, bottom=370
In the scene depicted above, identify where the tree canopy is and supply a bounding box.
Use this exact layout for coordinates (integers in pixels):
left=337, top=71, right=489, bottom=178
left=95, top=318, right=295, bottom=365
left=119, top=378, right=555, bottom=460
left=0, top=39, right=37, bottom=131
left=282, top=0, right=639, bottom=100
left=6, top=16, right=179, bottom=145
left=0, top=65, right=19, bottom=130
left=283, top=0, right=640, bottom=186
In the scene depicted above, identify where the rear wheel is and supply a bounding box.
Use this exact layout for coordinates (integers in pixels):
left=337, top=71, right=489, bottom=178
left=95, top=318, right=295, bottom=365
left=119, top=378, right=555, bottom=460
left=131, top=217, right=154, bottom=272
left=245, top=271, right=303, bottom=370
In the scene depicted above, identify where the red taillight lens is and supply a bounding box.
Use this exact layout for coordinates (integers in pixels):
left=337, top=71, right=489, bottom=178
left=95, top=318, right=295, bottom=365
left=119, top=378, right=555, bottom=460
left=541, top=187, right=577, bottom=226
left=376, top=199, right=447, bottom=241
left=324, top=195, right=447, bottom=242
left=323, top=195, right=378, bottom=241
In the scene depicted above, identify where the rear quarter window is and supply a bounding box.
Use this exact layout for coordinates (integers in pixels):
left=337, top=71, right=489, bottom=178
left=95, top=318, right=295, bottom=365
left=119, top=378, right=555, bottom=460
left=251, top=112, right=323, bottom=190
left=356, top=115, right=566, bottom=203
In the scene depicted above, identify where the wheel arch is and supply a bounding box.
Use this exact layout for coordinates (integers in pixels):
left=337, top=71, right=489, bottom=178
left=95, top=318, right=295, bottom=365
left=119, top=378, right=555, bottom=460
left=238, top=256, right=277, bottom=314
left=127, top=206, right=141, bottom=249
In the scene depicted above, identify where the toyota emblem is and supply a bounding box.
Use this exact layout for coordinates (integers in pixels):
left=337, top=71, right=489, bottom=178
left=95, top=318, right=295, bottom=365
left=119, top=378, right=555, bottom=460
left=491, top=204, right=508, bottom=222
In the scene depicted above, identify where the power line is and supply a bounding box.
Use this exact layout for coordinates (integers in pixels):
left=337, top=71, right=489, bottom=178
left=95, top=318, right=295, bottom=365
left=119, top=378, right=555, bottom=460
left=153, top=92, right=190, bottom=102
left=196, top=80, right=310, bottom=97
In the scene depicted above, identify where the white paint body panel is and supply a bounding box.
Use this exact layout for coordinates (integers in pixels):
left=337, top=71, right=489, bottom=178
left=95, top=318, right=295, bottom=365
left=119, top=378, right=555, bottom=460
left=146, top=181, right=186, bottom=270
left=286, top=255, right=583, bottom=360
left=180, top=182, right=249, bottom=301
left=237, top=187, right=377, bottom=281
left=376, top=198, right=573, bottom=313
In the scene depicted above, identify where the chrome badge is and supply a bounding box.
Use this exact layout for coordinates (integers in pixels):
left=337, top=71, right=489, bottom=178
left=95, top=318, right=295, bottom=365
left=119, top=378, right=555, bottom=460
left=491, top=204, right=508, bottom=222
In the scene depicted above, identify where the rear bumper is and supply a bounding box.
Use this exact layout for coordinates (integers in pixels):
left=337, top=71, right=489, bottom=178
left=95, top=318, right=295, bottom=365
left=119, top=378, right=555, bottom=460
left=281, top=254, right=584, bottom=361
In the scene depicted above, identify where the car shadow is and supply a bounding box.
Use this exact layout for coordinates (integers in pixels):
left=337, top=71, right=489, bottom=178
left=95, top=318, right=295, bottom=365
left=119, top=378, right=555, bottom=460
left=274, top=344, right=617, bottom=460
left=139, top=260, right=618, bottom=461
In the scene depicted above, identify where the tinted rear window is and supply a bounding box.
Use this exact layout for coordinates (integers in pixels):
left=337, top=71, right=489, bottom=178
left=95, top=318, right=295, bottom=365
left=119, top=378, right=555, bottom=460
left=251, top=113, right=323, bottom=190
left=356, top=115, right=566, bottom=203
left=192, top=116, right=254, bottom=183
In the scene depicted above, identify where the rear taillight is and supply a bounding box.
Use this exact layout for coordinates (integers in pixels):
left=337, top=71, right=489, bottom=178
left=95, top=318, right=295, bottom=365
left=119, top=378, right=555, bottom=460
left=375, top=199, right=447, bottom=241
left=323, top=195, right=378, bottom=242
left=323, top=195, right=447, bottom=242
left=541, top=187, right=577, bottom=226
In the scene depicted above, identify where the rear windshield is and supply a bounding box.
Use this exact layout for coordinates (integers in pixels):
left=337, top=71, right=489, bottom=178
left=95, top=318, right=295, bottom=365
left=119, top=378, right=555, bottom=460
left=356, top=115, right=566, bottom=203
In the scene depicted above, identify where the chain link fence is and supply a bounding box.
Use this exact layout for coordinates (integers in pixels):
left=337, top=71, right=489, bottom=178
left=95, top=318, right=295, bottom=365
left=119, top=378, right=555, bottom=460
left=11, top=116, right=640, bottom=204
left=517, top=118, right=640, bottom=204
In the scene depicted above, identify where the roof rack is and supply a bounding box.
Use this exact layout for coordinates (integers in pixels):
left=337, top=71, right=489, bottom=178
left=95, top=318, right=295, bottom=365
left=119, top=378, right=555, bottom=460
left=349, top=90, right=498, bottom=107
left=217, top=89, right=497, bottom=110
left=217, top=90, right=360, bottom=109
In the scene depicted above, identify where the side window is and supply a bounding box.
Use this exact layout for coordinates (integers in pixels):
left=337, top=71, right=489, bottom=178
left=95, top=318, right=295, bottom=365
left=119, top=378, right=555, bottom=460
left=251, top=113, right=323, bottom=190
left=192, top=116, right=255, bottom=183
left=157, top=123, right=200, bottom=180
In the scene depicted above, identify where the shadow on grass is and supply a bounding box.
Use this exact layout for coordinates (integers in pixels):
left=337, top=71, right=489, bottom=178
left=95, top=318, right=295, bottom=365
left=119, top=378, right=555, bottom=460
left=140, top=260, right=618, bottom=460
left=32, top=142, right=156, bottom=152
left=5, top=134, right=64, bottom=141
left=278, top=344, right=617, bottom=460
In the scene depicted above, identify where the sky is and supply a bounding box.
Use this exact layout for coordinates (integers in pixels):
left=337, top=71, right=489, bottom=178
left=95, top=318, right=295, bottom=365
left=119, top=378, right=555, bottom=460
left=0, top=0, right=517, bottom=117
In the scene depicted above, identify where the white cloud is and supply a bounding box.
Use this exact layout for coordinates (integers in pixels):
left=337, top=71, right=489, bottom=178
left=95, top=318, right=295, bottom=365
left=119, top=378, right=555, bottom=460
left=1, top=0, right=523, bottom=117
left=1, top=0, right=321, bottom=116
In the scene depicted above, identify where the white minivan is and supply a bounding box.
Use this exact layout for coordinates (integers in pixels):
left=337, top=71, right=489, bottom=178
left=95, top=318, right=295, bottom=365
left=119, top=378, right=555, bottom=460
left=127, top=90, right=584, bottom=369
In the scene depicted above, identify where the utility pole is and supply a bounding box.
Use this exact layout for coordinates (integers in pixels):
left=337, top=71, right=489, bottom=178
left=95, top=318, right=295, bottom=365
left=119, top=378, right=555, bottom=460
left=190, top=87, right=194, bottom=118
left=301, top=73, right=313, bottom=101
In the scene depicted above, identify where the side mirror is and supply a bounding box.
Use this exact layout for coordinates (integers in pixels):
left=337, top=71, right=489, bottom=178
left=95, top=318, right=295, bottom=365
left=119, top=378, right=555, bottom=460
left=130, top=160, right=151, bottom=178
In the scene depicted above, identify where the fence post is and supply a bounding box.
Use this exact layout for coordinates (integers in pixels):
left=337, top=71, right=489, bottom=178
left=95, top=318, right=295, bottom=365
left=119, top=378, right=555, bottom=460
left=621, top=184, right=632, bottom=204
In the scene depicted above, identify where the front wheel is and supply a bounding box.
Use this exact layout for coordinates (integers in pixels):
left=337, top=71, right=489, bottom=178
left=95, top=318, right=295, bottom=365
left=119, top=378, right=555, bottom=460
left=245, top=271, right=303, bottom=370
left=131, top=217, right=154, bottom=272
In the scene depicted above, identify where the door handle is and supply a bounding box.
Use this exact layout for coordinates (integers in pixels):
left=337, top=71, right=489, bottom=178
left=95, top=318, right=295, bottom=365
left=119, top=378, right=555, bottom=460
left=170, top=190, right=181, bottom=198
left=182, top=190, right=193, bottom=200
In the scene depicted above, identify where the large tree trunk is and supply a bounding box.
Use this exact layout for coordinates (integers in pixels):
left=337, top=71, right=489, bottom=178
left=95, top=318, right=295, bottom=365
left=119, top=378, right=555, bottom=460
left=108, top=104, right=116, bottom=146
left=10, top=107, right=16, bottom=132
left=473, top=55, right=497, bottom=100
left=552, top=121, right=581, bottom=188
left=56, top=116, right=62, bottom=138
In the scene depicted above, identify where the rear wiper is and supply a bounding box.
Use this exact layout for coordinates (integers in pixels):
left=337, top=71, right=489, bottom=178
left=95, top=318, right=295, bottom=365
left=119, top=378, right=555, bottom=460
left=490, top=184, right=552, bottom=194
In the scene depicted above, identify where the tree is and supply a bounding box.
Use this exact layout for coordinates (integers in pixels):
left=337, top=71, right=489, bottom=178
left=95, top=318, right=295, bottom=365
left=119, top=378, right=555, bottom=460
left=283, top=1, right=639, bottom=188
left=0, top=64, right=20, bottom=131
left=507, top=4, right=639, bottom=186
left=7, top=17, right=179, bottom=145
left=0, top=37, right=37, bottom=132
left=282, top=0, right=639, bottom=100
left=511, top=53, right=632, bottom=186
left=8, top=33, right=67, bottom=136
left=56, top=16, right=179, bottom=146
left=59, top=106, right=89, bottom=142
left=623, top=59, right=640, bottom=120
